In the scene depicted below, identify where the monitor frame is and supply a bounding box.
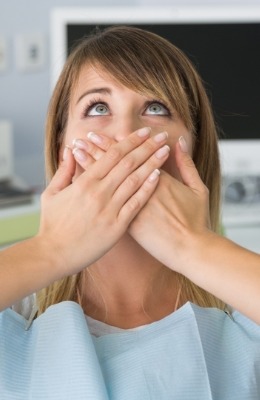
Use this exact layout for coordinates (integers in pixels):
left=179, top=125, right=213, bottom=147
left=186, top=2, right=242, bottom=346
left=50, top=5, right=260, bottom=176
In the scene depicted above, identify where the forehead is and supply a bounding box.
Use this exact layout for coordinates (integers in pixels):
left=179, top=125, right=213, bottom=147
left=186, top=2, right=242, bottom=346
left=72, top=66, right=127, bottom=101
left=71, top=62, right=167, bottom=105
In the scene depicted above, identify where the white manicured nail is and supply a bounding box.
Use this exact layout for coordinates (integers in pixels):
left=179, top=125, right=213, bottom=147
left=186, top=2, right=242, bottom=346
left=153, top=131, right=168, bottom=143
left=179, top=136, right=188, bottom=153
left=72, top=148, right=87, bottom=162
left=63, top=145, right=71, bottom=161
left=73, top=139, right=89, bottom=150
left=87, top=132, right=103, bottom=144
left=148, top=169, right=161, bottom=182
left=137, top=127, right=151, bottom=137
left=155, top=145, right=170, bottom=159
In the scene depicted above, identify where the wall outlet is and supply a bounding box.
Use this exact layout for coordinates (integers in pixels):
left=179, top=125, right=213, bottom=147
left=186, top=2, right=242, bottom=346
left=15, top=33, right=45, bottom=72
left=0, top=37, right=8, bottom=72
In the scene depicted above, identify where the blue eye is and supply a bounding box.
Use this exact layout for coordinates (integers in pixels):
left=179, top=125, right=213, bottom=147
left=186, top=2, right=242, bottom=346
left=145, top=102, right=169, bottom=115
left=87, top=103, right=109, bottom=116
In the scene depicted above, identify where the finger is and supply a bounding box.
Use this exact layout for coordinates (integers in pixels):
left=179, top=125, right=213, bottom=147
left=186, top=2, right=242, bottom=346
left=105, top=133, right=169, bottom=196
left=93, top=129, right=168, bottom=186
left=113, top=144, right=170, bottom=208
left=72, top=146, right=96, bottom=170
left=89, top=126, right=152, bottom=179
left=45, top=146, right=76, bottom=195
left=176, top=136, right=206, bottom=192
left=87, top=131, right=117, bottom=152
left=118, top=169, right=161, bottom=225
left=73, top=138, right=105, bottom=161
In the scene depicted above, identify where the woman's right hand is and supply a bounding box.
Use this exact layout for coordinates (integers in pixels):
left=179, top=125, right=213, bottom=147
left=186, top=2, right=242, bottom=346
left=0, top=127, right=170, bottom=310
left=38, top=127, right=170, bottom=279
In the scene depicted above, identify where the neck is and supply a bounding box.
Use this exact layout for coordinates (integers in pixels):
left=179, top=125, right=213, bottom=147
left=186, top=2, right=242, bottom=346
left=80, top=234, right=181, bottom=328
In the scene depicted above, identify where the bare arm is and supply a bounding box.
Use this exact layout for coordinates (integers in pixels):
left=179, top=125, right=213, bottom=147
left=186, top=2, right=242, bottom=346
left=182, top=228, right=260, bottom=323
left=0, top=236, right=60, bottom=312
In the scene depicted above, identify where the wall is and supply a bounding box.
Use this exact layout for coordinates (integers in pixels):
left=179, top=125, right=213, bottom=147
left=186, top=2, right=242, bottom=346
left=0, top=0, right=132, bottom=190
left=0, top=0, right=259, bottom=190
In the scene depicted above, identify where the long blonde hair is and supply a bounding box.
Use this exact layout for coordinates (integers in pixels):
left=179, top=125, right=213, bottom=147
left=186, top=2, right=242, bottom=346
left=37, top=26, right=225, bottom=314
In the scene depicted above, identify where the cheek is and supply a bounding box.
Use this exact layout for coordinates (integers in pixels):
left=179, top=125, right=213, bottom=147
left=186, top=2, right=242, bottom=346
left=162, top=134, right=193, bottom=180
left=162, top=148, right=181, bottom=180
left=64, top=118, right=88, bottom=147
left=65, top=118, right=110, bottom=147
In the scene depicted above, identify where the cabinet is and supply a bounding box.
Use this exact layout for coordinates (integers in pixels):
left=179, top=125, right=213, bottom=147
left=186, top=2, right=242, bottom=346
left=222, top=203, right=260, bottom=254
left=0, top=195, right=259, bottom=254
left=0, top=196, right=40, bottom=248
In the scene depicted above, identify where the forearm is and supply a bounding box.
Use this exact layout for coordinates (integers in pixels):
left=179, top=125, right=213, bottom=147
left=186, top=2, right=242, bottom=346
left=0, top=236, right=62, bottom=311
left=183, top=231, right=260, bottom=323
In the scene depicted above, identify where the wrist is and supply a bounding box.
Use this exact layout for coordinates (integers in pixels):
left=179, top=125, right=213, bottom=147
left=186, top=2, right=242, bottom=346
left=175, top=228, right=218, bottom=277
left=0, top=235, right=69, bottom=310
left=32, top=233, right=68, bottom=283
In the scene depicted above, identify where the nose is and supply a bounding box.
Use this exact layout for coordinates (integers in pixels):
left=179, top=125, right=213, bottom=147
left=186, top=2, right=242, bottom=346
left=113, top=119, right=145, bottom=142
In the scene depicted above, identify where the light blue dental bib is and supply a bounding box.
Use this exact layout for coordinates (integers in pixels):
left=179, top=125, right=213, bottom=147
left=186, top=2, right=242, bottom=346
left=1, top=301, right=260, bottom=399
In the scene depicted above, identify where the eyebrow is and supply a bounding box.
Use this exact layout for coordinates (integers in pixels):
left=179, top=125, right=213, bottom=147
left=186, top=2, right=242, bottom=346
left=76, top=87, right=112, bottom=104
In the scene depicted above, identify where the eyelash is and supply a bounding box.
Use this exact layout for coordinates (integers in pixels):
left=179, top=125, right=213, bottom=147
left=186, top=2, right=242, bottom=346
left=81, top=97, right=107, bottom=118
left=81, top=97, right=172, bottom=118
left=147, top=100, right=172, bottom=117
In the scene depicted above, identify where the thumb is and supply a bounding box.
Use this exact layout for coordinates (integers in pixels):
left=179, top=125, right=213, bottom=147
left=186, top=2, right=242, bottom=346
left=46, top=146, right=76, bottom=195
left=175, top=136, right=205, bottom=192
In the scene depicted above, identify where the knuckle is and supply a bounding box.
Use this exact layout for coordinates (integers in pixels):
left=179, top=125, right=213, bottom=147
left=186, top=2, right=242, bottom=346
left=106, top=146, right=122, bottom=161
left=127, top=196, right=140, bottom=212
left=121, top=155, right=136, bottom=171
left=127, top=134, right=140, bottom=147
left=126, top=173, right=140, bottom=188
left=90, top=146, right=101, bottom=160
left=145, top=157, right=158, bottom=171
left=144, top=139, right=156, bottom=153
left=142, top=179, right=153, bottom=193
left=102, top=139, right=113, bottom=152
left=184, top=157, right=195, bottom=169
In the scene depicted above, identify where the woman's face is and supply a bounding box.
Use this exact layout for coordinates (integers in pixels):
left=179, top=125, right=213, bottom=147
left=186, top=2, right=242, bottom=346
left=63, top=65, right=193, bottom=178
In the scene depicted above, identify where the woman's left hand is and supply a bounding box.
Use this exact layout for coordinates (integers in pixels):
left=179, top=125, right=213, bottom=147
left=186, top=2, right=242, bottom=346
left=129, top=139, right=211, bottom=274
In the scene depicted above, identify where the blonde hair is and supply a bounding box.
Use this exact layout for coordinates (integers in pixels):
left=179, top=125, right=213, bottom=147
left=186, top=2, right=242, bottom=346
left=37, top=26, right=225, bottom=314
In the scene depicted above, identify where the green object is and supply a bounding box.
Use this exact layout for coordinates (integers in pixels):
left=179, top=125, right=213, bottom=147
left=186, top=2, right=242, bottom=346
left=0, top=212, right=40, bottom=246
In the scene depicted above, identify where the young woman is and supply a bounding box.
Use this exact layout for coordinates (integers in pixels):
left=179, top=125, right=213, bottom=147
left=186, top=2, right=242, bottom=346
left=0, top=26, right=260, bottom=399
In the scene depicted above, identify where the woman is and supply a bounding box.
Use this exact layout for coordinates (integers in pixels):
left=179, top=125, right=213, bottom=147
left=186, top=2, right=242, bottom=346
left=1, top=26, right=260, bottom=399
left=39, top=25, right=224, bottom=319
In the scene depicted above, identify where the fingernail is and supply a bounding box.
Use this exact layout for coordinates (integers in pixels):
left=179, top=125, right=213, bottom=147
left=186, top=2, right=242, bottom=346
left=148, top=169, right=160, bottom=182
left=137, top=127, right=151, bottom=137
left=153, top=131, right=168, bottom=143
left=63, top=145, right=71, bottom=161
left=72, top=148, right=87, bottom=162
left=87, top=131, right=103, bottom=145
left=155, top=145, right=170, bottom=159
left=72, top=138, right=89, bottom=150
left=179, top=136, right=188, bottom=153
